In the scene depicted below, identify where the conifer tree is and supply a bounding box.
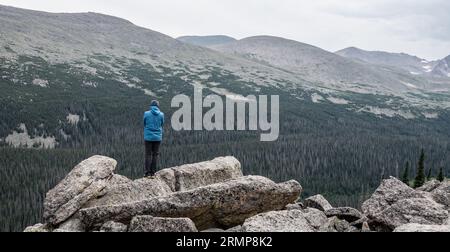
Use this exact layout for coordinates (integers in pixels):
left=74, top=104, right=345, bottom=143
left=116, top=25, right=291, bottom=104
left=437, top=167, right=445, bottom=182
left=427, top=167, right=432, bottom=181
left=401, top=161, right=410, bottom=185
left=414, top=149, right=426, bottom=188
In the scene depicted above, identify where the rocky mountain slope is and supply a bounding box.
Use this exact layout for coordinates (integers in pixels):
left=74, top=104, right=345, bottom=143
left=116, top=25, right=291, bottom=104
left=432, top=56, right=450, bottom=78
left=212, top=36, right=450, bottom=94
left=24, top=156, right=450, bottom=232
left=336, top=47, right=450, bottom=80
left=177, top=35, right=237, bottom=47
left=336, top=47, right=437, bottom=76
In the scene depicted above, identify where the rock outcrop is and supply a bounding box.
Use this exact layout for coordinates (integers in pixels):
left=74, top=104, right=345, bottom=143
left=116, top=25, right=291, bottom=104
left=43, top=155, right=117, bottom=225
left=129, top=216, right=198, bottom=232
left=304, top=194, right=333, bottom=211
left=25, top=156, right=450, bottom=232
left=324, top=207, right=363, bottom=223
left=361, top=177, right=448, bottom=231
left=26, top=156, right=301, bottom=232
left=100, top=221, right=128, bottom=232
left=241, top=210, right=315, bottom=232
left=79, top=176, right=301, bottom=230
left=23, top=223, right=49, bottom=233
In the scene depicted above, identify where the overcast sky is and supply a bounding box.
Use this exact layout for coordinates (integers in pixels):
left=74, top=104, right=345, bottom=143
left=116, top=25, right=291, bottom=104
left=1, top=0, right=449, bottom=60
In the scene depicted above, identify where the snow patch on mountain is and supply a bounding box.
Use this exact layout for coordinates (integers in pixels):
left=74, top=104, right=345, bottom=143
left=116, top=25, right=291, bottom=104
left=66, top=114, right=80, bottom=125
left=82, top=81, right=97, bottom=88
left=209, top=87, right=252, bottom=101
left=327, top=97, right=350, bottom=105
left=422, top=112, right=439, bottom=119
left=402, top=82, right=418, bottom=89
left=5, top=123, right=56, bottom=149
left=357, top=106, right=415, bottom=119
left=32, top=79, right=49, bottom=87
left=311, top=93, right=324, bottom=103
left=423, top=65, right=433, bottom=73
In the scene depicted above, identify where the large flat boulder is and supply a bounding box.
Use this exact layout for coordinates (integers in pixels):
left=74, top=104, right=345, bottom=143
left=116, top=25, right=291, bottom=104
left=241, top=210, right=315, bottom=232
left=43, top=156, right=117, bottom=225
left=79, top=176, right=301, bottom=230
left=155, top=156, right=243, bottom=191
left=129, top=216, right=198, bottom=232
left=83, top=176, right=173, bottom=208
left=84, top=157, right=242, bottom=208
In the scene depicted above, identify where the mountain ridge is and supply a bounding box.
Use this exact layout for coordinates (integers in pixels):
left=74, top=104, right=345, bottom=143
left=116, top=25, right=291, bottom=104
left=177, top=35, right=237, bottom=47
left=336, top=46, right=450, bottom=79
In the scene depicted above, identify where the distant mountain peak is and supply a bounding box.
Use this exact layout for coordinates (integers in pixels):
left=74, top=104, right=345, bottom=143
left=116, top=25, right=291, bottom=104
left=336, top=47, right=442, bottom=77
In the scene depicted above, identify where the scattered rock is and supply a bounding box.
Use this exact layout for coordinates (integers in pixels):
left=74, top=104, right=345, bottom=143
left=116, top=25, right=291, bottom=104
left=324, top=207, right=363, bottom=222
left=417, top=180, right=442, bottom=192
left=23, top=223, right=49, bottom=232
left=52, top=229, right=73, bottom=232
left=241, top=210, right=315, bottom=232
left=304, top=194, right=333, bottom=211
left=100, top=221, right=128, bottom=232
left=431, top=189, right=450, bottom=208
left=80, top=176, right=301, bottom=230
left=285, top=203, right=304, bottom=210
left=202, top=228, right=225, bottom=232
left=129, top=216, right=198, bottom=232
left=349, top=216, right=369, bottom=228
left=27, top=156, right=450, bottom=233
left=362, top=177, right=424, bottom=219
left=43, top=155, right=117, bottom=225
left=367, top=197, right=448, bottom=231
left=430, top=181, right=450, bottom=209
left=361, top=176, right=448, bottom=231
left=225, top=225, right=243, bottom=232
left=394, top=223, right=450, bottom=232
left=361, top=222, right=371, bottom=232
left=323, top=217, right=355, bottom=232
left=302, top=208, right=328, bottom=230
left=57, top=218, right=85, bottom=232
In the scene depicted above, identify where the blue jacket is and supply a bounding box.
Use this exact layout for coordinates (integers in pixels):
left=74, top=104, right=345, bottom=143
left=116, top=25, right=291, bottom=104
left=144, top=106, right=164, bottom=142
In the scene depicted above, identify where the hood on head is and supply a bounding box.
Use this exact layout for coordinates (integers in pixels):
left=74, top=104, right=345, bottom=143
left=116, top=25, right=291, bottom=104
left=150, top=106, right=161, bottom=115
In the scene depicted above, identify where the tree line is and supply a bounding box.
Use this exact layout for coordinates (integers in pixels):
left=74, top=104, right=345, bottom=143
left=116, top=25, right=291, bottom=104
left=401, top=149, right=447, bottom=188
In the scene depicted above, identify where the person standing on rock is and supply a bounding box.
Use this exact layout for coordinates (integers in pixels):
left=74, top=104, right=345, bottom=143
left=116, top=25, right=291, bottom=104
left=143, top=100, right=165, bottom=177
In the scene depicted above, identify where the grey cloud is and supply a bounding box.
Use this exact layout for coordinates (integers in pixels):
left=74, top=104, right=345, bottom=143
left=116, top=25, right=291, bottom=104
left=321, top=0, right=450, bottom=41
left=0, top=0, right=449, bottom=59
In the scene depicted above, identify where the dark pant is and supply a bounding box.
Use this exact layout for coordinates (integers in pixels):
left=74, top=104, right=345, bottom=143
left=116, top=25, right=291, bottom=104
left=145, top=141, right=161, bottom=176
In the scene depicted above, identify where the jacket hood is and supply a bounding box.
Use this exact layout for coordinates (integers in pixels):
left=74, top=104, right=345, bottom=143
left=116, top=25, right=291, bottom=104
left=150, top=106, right=161, bottom=115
